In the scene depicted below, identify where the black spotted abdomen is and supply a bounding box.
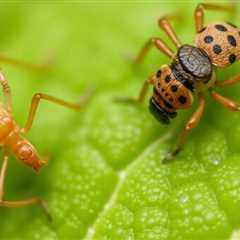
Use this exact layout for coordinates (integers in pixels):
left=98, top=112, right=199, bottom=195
left=195, top=22, right=240, bottom=67
left=154, top=65, right=193, bottom=110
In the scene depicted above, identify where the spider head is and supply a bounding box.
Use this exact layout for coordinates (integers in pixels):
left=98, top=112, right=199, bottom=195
left=176, top=44, right=213, bottom=84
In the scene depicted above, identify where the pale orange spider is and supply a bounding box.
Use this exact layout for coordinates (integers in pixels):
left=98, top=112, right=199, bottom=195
left=0, top=55, right=91, bottom=220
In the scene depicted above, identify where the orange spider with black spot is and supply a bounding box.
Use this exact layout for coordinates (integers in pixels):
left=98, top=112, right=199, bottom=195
left=116, top=3, right=240, bottom=161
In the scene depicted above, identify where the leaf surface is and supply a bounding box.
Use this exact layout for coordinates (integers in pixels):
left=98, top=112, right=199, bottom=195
left=0, top=2, right=240, bottom=240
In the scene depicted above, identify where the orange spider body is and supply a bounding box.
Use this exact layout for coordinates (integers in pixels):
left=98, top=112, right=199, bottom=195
left=0, top=106, right=43, bottom=171
left=0, top=2, right=93, bottom=221
left=0, top=66, right=89, bottom=218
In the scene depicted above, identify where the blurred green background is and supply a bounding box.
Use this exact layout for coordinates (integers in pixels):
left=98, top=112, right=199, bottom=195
left=0, top=1, right=240, bottom=240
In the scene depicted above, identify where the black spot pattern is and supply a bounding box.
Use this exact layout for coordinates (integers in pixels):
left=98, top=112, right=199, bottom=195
left=171, top=85, right=178, bottom=92
left=227, top=35, right=237, bottom=47
left=213, top=44, right=222, bottom=54
left=156, top=70, right=161, bottom=78
left=229, top=54, right=236, bottom=64
left=165, top=75, right=171, bottom=83
left=178, top=95, right=187, bottom=104
left=215, top=24, right=227, bottom=32
left=161, top=88, right=165, bottom=92
left=204, top=35, right=213, bottom=43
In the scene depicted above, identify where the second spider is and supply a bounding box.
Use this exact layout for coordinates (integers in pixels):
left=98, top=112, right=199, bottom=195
left=117, top=3, right=240, bottom=161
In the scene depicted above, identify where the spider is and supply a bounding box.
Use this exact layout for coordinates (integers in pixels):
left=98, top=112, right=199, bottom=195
left=0, top=57, right=91, bottom=220
left=116, top=3, right=240, bottom=161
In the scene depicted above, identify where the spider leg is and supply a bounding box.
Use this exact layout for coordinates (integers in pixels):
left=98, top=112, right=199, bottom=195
left=0, top=53, right=52, bottom=72
left=158, top=14, right=182, bottom=48
left=210, top=90, right=240, bottom=111
left=133, top=37, right=174, bottom=65
left=0, top=152, right=51, bottom=221
left=215, top=74, right=240, bottom=88
left=0, top=73, right=12, bottom=113
left=195, top=3, right=234, bottom=32
left=0, top=198, right=52, bottom=222
left=0, top=153, right=8, bottom=201
left=163, top=93, right=205, bottom=163
left=21, top=88, right=92, bottom=133
left=114, top=75, right=156, bottom=104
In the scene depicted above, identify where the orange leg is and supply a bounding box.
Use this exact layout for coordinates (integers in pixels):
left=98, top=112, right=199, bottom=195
left=114, top=75, right=156, bottom=104
left=158, top=15, right=182, bottom=48
left=22, top=89, right=92, bottom=133
left=0, top=53, right=52, bottom=72
left=0, top=198, right=52, bottom=221
left=0, top=153, right=51, bottom=221
left=215, top=74, right=240, bottom=88
left=0, top=73, right=12, bottom=113
left=0, top=154, right=8, bottom=200
left=134, top=37, right=174, bottom=65
left=210, top=90, right=240, bottom=111
left=163, top=93, right=205, bottom=163
left=195, top=3, right=234, bottom=32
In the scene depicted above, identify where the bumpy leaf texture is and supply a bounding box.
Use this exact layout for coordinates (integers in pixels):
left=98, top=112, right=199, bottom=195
left=0, top=1, right=240, bottom=240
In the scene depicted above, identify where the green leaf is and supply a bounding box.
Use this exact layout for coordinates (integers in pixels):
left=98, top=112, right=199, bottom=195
left=1, top=2, right=240, bottom=240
